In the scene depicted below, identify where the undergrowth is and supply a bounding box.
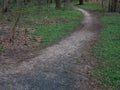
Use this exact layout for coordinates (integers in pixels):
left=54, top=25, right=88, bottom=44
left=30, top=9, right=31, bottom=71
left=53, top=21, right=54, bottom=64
left=0, top=4, right=82, bottom=47
left=93, top=14, right=120, bottom=90
left=80, top=2, right=120, bottom=90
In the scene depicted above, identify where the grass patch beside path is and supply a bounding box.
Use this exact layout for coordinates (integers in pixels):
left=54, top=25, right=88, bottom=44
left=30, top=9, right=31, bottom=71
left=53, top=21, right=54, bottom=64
left=93, top=14, right=120, bottom=90
left=79, top=2, right=102, bottom=11
left=0, top=4, right=82, bottom=48
left=31, top=6, right=82, bottom=46
left=22, top=5, right=82, bottom=46
left=78, top=2, right=120, bottom=89
left=77, top=1, right=108, bottom=12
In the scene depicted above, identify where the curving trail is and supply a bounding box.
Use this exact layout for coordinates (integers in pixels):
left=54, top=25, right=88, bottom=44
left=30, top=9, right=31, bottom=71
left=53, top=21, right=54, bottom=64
left=0, top=5, right=102, bottom=90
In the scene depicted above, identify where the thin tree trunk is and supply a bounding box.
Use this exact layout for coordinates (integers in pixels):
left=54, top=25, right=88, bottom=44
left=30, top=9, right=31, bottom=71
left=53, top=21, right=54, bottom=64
left=10, top=13, right=21, bottom=43
left=55, top=0, right=61, bottom=9
left=79, top=0, right=83, bottom=5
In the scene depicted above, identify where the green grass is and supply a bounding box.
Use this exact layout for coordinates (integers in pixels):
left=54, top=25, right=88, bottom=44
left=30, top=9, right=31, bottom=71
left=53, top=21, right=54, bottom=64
left=79, top=2, right=102, bottom=11
left=93, top=14, right=120, bottom=90
left=0, top=48, right=4, bottom=54
left=78, top=1, right=120, bottom=89
left=33, top=22, right=78, bottom=46
left=0, top=4, right=82, bottom=47
left=0, top=41, right=4, bottom=54
left=33, top=7, right=81, bottom=46
left=25, top=4, right=82, bottom=46
left=77, top=1, right=108, bottom=12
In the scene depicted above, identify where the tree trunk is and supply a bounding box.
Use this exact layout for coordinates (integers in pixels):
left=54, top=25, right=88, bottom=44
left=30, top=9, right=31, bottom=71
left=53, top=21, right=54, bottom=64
left=108, top=0, right=118, bottom=12
left=79, top=0, right=83, bottom=5
left=24, top=0, right=30, bottom=5
left=55, top=0, right=61, bottom=9
left=2, top=0, right=9, bottom=13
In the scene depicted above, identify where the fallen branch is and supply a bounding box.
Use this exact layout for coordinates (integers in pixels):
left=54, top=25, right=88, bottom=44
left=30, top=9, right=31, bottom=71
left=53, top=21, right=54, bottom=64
left=10, top=13, right=21, bottom=43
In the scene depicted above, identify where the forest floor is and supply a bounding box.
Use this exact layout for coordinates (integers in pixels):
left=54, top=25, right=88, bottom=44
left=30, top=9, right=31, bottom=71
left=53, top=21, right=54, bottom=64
left=0, top=4, right=81, bottom=63
left=78, top=2, right=120, bottom=89
left=0, top=5, right=103, bottom=90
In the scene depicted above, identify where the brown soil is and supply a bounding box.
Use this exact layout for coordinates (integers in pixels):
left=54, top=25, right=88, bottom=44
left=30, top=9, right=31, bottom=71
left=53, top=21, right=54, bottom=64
left=0, top=25, right=42, bottom=65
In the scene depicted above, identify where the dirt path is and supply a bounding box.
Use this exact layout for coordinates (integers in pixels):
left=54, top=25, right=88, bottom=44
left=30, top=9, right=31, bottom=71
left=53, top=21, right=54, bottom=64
left=0, top=6, right=102, bottom=90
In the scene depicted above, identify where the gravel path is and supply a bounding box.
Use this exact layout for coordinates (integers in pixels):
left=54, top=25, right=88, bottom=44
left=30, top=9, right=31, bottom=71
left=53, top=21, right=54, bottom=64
left=0, top=6, right=102, bottom=90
